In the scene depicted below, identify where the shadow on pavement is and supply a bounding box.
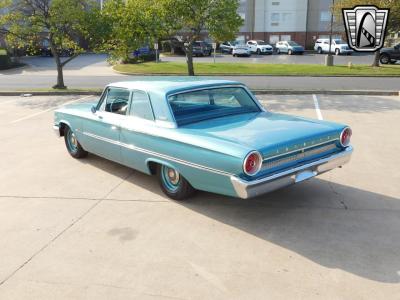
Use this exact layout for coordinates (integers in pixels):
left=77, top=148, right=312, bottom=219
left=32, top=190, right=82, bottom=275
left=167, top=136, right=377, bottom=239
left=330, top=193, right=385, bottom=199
left=81, top=153, right=400, bottom=284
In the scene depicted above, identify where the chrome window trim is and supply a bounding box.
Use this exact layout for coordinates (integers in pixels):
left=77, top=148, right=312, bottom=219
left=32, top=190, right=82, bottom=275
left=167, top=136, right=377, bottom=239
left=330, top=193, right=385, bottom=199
left=166, top=85, right=266, bottom=126
left=98, top=86, right=131, bottom=114
left=128, top=89, right=156, bottom=121
left=82, top=131, right=234, bottom=177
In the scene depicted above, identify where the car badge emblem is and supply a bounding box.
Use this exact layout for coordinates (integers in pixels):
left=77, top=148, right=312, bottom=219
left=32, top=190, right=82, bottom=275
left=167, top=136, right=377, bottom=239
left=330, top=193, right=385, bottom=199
left=342, top=6, right=389, bottom=52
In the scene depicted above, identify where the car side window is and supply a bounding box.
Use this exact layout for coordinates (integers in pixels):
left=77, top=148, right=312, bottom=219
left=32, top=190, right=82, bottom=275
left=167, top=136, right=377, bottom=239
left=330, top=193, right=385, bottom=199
left=129, top=90, right=154, bottom=120
left=100, top=88, right=130, bottom=115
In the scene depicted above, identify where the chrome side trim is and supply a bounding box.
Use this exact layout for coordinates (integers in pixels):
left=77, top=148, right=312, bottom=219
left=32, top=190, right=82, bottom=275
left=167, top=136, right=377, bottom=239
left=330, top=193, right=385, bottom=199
left=231, top=146, right=353, bottom=199
left=82, top=131, right=233, bottom=177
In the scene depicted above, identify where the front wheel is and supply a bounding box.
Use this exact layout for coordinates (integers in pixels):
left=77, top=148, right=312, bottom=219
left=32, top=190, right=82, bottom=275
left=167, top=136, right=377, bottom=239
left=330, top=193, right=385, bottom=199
left=256, top=49, right=261, bottom=55
left=335, top=48, right=340, bottom=55
left=276, top=48, right=281, bottom=54
left=317, top=47, right=322, bottom=54
left=288, top=49, right=292, bottom=55
left=64, top=126, right=88, bottom=158
left=157, top=165, right=195, bottom=200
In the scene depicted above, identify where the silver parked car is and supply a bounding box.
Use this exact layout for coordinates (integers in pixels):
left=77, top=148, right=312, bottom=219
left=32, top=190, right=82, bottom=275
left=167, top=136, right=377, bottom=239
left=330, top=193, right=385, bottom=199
left=232, top=45, right=251, bottom=57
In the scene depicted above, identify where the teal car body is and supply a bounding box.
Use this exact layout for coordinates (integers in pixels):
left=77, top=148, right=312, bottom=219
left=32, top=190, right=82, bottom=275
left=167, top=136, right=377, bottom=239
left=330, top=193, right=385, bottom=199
left=54, top=78, right=352, bottom=199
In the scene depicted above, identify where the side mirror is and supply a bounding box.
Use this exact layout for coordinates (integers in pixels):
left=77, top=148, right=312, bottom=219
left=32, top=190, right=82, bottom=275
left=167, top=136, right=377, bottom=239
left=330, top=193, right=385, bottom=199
left=91, top=106, right=97, bottom=114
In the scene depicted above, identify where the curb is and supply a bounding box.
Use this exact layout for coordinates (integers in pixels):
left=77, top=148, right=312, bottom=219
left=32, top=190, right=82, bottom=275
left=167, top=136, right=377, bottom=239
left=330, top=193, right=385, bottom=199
left=0, top=90, right=398, bottom=96
left=112, top=68, right=400, bottom=78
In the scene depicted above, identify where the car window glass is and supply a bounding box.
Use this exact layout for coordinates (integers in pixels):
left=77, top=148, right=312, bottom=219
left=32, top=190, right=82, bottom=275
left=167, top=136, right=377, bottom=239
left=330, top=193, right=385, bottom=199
left=101, top=88, right=130, bottom=115
left=129, top=90, right=154, bottom=120
left=168, top=87, right=260, bottom=126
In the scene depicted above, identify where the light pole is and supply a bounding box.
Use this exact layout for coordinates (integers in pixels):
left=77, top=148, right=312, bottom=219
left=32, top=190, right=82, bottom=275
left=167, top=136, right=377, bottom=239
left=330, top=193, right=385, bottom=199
left=325, top=0, right=335, bottom=66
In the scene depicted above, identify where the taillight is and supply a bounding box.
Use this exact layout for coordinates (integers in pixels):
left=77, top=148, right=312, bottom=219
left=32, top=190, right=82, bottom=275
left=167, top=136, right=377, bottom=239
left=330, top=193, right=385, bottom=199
left=243, top=151, right=262, bottom=176
left=340, top=127, right=352, bottom=147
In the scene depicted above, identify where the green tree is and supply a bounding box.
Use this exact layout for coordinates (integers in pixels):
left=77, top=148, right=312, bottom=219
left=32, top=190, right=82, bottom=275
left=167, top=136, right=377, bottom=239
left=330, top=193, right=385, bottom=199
left=0, top=0, right=100, bottom=88
left=168, top=0, right=243, bottom=75
left=99, top=0, right=172, bottom=64
left=332, top=0, right=400, bottom=67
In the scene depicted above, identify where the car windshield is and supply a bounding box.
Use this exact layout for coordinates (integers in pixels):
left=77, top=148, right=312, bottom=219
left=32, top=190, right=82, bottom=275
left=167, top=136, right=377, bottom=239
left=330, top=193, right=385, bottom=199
left=287, top=41, right=299, bottom=46
left=257, top=41, right=268, bottom=45
left=334, top=39, right=346, bottom=44
left=168, top=87, right=261, bottom=126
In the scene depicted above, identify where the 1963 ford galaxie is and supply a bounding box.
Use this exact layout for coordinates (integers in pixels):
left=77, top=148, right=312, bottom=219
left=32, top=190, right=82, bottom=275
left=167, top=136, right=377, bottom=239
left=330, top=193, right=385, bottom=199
left=54, top=79, right=352, bottom=200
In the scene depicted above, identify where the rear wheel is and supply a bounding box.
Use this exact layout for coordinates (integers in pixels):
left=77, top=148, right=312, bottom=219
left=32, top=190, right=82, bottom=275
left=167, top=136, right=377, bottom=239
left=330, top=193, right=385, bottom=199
left=317, top=47, right=322, bottom=54
left=157, top=165, right=195, bottom=200
left=335, top=48, right=340, bottom=55
left=276, top=48, right=281, bottom=54
left=380, top=54, right=390, bottom=64
left=256, top=49, right=261, bottom=55
left=288, top=49, right=292, bottom=55
left=64, top=126, right=88, bottom=158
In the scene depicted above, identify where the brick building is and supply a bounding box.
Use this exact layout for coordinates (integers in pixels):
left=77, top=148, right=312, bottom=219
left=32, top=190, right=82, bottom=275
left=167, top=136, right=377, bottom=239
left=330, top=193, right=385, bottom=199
left=237, top=0, right=345, bottom=49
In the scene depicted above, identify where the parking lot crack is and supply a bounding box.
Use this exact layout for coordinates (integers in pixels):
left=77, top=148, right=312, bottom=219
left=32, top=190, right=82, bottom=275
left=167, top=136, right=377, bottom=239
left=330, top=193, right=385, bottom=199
left=328, top=174, right=348, bottom=210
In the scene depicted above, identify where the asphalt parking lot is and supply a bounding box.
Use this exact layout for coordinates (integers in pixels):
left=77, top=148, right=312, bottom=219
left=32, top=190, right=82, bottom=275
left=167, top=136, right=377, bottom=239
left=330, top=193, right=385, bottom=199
left=0, top=93, right=399, bottom=299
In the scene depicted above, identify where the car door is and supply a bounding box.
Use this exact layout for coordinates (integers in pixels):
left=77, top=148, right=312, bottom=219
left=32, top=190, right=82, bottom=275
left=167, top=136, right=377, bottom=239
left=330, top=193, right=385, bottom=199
left=120, top=89, right=157, bottom=173
left=247, top=42, right=256, bottom=52
left=323, top=40, right=329, bottom=52
left=282, top=42, right=289, bottom=53
left=82, top=87, right=130, bottom=163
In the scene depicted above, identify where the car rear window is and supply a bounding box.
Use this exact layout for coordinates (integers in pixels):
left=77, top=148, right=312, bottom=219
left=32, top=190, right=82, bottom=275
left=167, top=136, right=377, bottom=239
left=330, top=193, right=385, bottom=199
left=168, top=87, right=261, bottom=126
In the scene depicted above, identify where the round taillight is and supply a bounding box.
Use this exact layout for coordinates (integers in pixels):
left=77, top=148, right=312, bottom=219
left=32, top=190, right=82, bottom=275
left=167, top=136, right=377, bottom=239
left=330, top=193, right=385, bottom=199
left=340, top=127, right=352, bottom=147
left=243, top=151, right=262, bottom=176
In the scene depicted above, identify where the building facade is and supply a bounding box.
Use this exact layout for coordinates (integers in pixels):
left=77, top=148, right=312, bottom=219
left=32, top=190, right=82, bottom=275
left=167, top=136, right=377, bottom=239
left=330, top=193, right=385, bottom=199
left=237, top=0, right=344, bottom=49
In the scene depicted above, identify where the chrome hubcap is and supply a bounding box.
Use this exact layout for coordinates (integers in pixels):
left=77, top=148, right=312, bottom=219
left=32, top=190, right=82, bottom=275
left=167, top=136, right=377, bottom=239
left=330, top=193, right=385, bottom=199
left=167, top=168, right=180, bottom=185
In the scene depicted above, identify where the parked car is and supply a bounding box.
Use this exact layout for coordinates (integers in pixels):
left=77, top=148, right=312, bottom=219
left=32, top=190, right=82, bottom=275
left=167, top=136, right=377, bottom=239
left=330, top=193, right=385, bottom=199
left=314, top=39, right=353, bottom=55
left=379, top=44, right=400, bottom=64
left=246, top=40, right=273, bottom=55
left=192, top=41, right=212, bottom=56
left=220, top=41, right=238, bottom=54
left=275, top=41, right=304, bottom=55
left=232, top=45, right=251, bottom=57
left=54, top=79, right=353, bottom=200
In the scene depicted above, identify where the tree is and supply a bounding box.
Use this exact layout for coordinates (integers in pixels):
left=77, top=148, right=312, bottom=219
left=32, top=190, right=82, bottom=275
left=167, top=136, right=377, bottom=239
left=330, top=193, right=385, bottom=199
left=332, top=0, right=400, bottom=67
left=168, top=0, right=243, bottom=75
left=98, top=0, right=173, bottom=64
left=0, top=0, right=100, bottom=88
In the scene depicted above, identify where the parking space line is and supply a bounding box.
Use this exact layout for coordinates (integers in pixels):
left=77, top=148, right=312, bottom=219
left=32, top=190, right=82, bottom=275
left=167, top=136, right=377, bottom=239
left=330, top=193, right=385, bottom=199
left=10, top=95, right=93, bottom=124
left=313, top=94, right=323, bottom=120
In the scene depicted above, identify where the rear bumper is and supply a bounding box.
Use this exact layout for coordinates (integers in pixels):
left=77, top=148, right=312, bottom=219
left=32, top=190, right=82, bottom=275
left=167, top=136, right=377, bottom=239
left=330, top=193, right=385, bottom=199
left=231, top=146, right=353, bottom=199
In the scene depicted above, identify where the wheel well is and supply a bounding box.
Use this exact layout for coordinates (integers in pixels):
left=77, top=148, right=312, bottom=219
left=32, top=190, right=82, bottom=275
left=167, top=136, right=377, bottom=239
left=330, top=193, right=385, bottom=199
left=59, top=122, right=68, bottom=136
left=148, top=161, right=158, bottom=175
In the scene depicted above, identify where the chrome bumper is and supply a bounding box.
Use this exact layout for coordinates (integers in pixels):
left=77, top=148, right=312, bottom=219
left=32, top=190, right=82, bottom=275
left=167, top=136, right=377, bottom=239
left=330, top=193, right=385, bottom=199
left=231, top=146, right=353, bottom=199
left=53, top=125, right=61, bottom=137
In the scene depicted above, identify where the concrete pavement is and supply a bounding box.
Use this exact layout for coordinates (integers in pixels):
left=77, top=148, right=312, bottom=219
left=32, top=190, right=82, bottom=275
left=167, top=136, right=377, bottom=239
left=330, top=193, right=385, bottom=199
left=0, top=94, right=399, bottom=299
